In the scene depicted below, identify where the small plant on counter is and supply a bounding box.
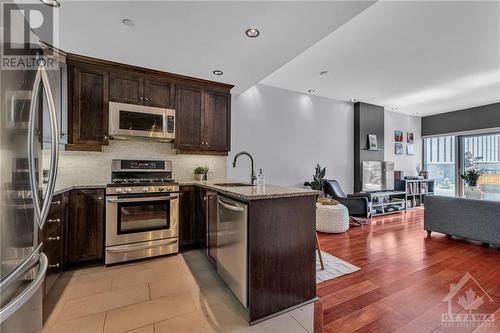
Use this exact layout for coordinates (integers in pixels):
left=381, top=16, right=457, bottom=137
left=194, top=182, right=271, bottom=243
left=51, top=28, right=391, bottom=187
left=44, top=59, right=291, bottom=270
left=304, top=163, right=327, bottom=192
left=194, top=166, right=209, bottom=181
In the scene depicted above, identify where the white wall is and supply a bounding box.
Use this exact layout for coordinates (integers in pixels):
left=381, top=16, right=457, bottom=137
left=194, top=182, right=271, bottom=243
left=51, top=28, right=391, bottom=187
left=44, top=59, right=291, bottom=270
left=228, top=84, right=354, bottom=191
left=384, top=111, right=422, bottom=177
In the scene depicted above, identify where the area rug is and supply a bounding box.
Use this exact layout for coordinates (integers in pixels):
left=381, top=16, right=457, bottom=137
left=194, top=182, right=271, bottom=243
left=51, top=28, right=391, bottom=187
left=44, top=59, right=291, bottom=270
left=316, top=251, right=360, bottom=284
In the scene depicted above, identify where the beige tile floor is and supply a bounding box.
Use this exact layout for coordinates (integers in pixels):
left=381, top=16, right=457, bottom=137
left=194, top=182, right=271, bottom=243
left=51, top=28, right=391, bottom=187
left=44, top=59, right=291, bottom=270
left=43, top=250, right=313, bottom=333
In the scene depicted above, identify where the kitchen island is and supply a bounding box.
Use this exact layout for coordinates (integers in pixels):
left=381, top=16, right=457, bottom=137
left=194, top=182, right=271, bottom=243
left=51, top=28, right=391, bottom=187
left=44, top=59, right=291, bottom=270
left=179, top=181, right=319, bottom=324
left=51, top=180, right=319, bottom=324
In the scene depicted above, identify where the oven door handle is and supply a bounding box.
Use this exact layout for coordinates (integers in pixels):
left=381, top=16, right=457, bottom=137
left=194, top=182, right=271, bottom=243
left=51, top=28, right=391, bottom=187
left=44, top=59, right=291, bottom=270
left=106, top=195, right=178, bottom=203
left=106, top=239, right=178, bottom=253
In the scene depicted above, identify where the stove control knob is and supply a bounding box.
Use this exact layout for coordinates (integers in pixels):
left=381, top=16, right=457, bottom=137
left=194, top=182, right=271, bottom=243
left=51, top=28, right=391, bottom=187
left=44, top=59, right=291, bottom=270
left=158, top=187, right=165, bottom=192
left=115, top=188, right=124, bottom=193
left=142, top=187, right=149, bottom=193
left=125, top=188, right=133, bottom=193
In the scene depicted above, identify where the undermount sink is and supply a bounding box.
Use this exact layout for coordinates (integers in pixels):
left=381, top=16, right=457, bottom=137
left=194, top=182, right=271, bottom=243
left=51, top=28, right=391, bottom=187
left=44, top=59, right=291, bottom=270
left=213, top=182, right=255, bottom=187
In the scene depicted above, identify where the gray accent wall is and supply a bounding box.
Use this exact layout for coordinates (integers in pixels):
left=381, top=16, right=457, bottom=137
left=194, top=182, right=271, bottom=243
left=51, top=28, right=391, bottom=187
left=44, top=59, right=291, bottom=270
left=422, top=103, right=500, bottom=137
left=354, top=102, right=385, bottom=192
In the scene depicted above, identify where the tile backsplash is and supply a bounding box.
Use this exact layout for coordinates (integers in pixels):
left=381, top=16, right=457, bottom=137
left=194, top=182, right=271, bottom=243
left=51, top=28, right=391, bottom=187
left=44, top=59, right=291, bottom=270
left=43, top=140, right=227, bottom=190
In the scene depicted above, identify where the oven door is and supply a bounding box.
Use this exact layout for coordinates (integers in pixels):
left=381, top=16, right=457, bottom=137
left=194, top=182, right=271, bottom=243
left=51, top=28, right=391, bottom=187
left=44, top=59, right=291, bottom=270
left=106, top=193, right=178, bottom=246
left=108, top=102, right=175, bottom=141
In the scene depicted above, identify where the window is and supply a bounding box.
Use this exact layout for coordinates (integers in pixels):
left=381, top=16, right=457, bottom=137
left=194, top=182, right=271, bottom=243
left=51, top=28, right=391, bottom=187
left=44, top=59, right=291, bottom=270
left=424, top=136, right=456, bottom=197
left=424, top=132, right=500, bottom=201
left=462, top=133, right=500, bottom=201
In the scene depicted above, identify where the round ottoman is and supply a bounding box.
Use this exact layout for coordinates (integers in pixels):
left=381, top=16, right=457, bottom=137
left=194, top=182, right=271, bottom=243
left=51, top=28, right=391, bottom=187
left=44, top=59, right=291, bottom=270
left=316, top=202, right=349, bottom=233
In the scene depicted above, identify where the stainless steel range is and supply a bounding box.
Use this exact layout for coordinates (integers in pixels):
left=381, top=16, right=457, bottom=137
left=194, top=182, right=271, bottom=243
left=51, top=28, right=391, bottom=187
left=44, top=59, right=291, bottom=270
left=105, top=159, right=179, bottom=264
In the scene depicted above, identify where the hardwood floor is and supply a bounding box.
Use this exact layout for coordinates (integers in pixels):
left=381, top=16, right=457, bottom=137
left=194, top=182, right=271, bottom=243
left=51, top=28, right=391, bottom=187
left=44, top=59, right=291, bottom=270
left=315, top=207, right=500, bottom=333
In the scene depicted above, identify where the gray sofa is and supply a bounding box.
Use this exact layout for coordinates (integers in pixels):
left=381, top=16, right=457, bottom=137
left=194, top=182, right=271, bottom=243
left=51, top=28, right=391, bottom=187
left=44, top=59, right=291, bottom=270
left=424, top=195, right=500, bottom=246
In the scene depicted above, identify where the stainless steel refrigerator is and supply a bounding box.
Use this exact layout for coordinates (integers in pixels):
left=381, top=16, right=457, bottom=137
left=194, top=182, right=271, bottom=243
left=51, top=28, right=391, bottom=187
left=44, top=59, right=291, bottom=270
left=0, top=6, right=60, bottom=332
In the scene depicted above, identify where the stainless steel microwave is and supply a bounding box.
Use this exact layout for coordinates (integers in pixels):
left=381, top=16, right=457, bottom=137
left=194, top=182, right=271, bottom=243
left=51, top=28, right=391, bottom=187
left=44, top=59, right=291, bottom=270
left=109, top=102, right=175, bottom=142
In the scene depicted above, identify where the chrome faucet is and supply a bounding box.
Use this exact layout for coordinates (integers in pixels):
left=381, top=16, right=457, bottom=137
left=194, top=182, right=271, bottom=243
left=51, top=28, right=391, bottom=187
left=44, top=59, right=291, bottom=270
left=232, top=151, right=256, bottom=185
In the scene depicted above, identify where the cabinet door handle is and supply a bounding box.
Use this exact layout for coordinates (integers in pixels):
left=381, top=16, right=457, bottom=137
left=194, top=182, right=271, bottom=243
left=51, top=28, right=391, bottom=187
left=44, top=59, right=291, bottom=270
left=145, top=97, right=149, bottom=102
left=48, top=263, right=60, bottom=269
left=97, top=196, right=103, bottom=200
left=52, top=200, right=61, bottom=206
left=139, top=96, right=144, bottom=101
left=47, top=218, right=60, bottom=223
left=47, top=236, right=60, bottom=241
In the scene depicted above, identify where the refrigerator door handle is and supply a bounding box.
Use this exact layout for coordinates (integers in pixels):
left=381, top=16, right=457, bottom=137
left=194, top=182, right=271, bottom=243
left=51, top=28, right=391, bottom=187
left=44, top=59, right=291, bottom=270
left=28, top=64, right=60, bottom=230
left=39, top=65, right=60, bottom=230
left=0, top=252, right=47, bottom=324
left=28, top=67, right=43, bottom=226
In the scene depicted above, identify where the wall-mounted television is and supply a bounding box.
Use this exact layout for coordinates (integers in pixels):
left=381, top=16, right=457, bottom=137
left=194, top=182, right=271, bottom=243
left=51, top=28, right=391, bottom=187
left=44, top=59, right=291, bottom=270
left=362, top=161, right=394, bottom=192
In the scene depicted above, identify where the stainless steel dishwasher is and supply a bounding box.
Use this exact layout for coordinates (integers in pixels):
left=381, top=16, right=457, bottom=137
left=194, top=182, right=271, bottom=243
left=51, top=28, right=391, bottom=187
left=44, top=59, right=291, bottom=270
left=216, top=195, right=248, bottom=307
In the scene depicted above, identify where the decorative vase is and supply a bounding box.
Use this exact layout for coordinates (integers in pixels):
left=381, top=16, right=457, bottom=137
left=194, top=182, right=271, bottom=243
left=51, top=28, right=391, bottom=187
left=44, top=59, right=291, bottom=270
left=465, top=185, right=482, bottom=199
left=195, top=174, right=203, bottom=181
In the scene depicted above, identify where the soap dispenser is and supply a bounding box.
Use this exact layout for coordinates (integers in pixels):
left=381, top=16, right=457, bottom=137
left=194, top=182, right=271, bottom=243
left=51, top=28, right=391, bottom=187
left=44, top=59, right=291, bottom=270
left=256, top=168, right=265, bottom=186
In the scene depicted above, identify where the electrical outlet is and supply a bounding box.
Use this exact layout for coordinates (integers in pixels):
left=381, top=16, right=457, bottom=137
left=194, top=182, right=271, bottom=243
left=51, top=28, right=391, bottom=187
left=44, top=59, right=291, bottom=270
left=208, top=164, right=215, bottom=173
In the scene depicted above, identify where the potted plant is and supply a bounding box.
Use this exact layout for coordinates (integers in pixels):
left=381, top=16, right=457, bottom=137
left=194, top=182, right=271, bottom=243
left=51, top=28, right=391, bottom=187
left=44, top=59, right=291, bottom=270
left=461, top=167, right=484, bottom=199
left=304, top=163, right=327, bottom=196
left=194, top=166, right=208, bottom=181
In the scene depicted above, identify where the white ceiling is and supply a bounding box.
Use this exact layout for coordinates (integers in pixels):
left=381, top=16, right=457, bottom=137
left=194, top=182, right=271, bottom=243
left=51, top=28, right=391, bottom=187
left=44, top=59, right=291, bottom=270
left=54, top=1, right=374, bottom=93
left=261, top=1, right=500, bottom=116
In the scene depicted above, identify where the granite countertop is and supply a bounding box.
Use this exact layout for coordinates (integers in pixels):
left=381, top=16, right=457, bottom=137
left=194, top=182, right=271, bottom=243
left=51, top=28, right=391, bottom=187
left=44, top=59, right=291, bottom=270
left=52, top=180, right=320, bottom=201
left=54, top=184, right=106, bottom=196
left=178, top=180, right=320, bottom=201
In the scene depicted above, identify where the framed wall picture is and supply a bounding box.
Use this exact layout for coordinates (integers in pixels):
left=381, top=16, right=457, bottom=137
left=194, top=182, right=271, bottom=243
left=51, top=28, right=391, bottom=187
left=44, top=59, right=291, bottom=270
left=395, top=143, right=403, bottom=155
left=394, top=130, right=403, bottom=142
left=407, top=132, right=414, bottom=143
left=407, top=143, right=414, bottom=155
left=368, top=134, right=378, bottom=150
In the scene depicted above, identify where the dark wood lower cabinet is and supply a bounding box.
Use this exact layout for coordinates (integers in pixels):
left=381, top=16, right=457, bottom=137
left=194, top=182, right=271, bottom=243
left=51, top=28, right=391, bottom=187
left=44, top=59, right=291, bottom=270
left=66, top=188, right=105, bottom=264
left=179, top=186, right=197, bottom=249
left=206, top=191, right=218, bottom=263
left=247, top=195, right=317, bottom=323
left=195, top=187, right=207, bottom=250
left=42, top=193, right=68, bottom=297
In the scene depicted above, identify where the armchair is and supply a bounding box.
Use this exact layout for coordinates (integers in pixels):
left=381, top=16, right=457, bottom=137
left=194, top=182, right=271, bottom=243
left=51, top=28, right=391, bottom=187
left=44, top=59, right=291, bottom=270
left=323, top=180, right=371, bottom=219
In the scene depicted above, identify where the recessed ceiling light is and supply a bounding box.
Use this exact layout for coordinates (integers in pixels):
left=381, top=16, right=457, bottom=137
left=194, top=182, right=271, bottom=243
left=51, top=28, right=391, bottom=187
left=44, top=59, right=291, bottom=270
left=122, top=19, right=135, bottom=27
left=319, top=71, right=329, bottom=76
left=40, top=0, right=60, bottom=7
left=349, top=98, right=357, bottom=102
left=307, top=89, right=315, bottom=94
left=212, top=70, right=223, bottom=76
left=245, top=28, right=260, bottom=38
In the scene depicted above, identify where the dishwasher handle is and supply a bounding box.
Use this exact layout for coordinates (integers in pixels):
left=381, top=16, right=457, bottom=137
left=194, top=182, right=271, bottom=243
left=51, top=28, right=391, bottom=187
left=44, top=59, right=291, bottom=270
left=218, top=198, right=244, bottom=212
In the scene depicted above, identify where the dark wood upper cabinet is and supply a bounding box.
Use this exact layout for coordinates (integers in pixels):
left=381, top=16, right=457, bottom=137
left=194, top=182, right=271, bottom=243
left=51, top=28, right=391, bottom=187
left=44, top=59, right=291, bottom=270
left=109, top=71, right=144, bottom=104
left=66, top=189, right=105, bottom=264
left=67, top=61, right=109, bottom=151
left=204, top=89, right=230, bottom=151
left=175, top=85, right=231, bottom=153
left=66, top=53, right=232, bottom=153
left=144, top=77, right=174, bottom=108
left=174, top=85, right=204, bottom=150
